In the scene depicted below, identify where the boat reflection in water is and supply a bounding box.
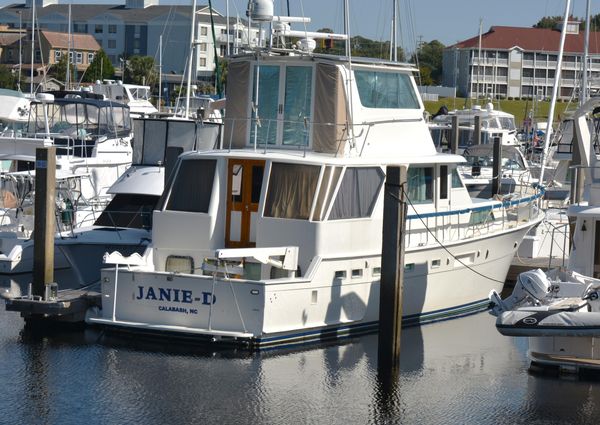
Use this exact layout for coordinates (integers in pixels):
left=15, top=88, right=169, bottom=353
left=4, top=304, right=599, bottom=424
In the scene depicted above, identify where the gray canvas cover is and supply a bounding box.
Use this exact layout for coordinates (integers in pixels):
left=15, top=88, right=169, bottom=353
left=497, top=310, right=600, bottom=337
left=223, top=61, right=251, bottom=149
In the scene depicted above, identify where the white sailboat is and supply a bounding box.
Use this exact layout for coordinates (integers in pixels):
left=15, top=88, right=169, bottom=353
left=86, top=1, right=543, bottom=348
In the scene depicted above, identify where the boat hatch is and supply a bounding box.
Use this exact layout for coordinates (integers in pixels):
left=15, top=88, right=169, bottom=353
left=226, top=159, right=265, bottom=248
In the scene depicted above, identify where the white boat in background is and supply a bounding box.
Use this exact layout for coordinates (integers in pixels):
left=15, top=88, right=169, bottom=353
left=430, top=102, right=521, bottom=152
left=0, top=117, right=221, bottom=284
left=86, top=3, right=543, bottom=348
left=91, top=80, right=158, bottom=117
left=0, top=92, right=133, bottom=272
left=490, top=97, right=600, bottom=373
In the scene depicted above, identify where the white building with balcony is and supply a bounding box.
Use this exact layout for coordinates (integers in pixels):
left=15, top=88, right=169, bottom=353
left=443, top=22, right=600, bottom=100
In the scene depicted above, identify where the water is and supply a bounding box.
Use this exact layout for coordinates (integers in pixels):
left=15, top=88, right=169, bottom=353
left=1, top=306, right=599, bottom=425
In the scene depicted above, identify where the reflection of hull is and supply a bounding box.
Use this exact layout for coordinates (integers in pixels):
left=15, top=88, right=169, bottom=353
left=89, top=223, right=534, bottom=348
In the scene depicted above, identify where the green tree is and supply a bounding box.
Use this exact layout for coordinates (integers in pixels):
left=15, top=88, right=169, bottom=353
left=411, top=40, right=445, bottom=85
left=50, top=55, right=74, bottom=84
left=311, top=28, right=405, bottom=61
left=418, top=66, right=433, bottom=86
left=533, top=16, right=564, bottom=29
left=0, top=65, right=17, bottom=89
left=124, top=55, right=157, bottom=86
left=82, top=49, right=114, bottom=83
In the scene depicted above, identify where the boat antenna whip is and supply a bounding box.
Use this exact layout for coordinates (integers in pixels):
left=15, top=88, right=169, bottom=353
left=208, top=0, right=222, bottom=97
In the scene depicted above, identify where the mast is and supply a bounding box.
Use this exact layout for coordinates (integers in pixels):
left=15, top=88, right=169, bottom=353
left=582, top=0, right=591, bottom=106
left=476, top=18, right=482, bottom=101
left=226, top=0, right=230, bottom=57
left=17, top=11, right=22, bottom=91
left=344, top=0, right=350, bottom=58
left=158, top=35, right=162, bottom=113
left=539, top=0, right=571, bottom=185
left=30, top=0, right=36, bottom=95
left=185, top=0, right=197, bottom=119
left=66, top=2, right=71, bottom=89
left=208, top=0, right=221, bottom=97
left=392, top=0, right=397, bottom=62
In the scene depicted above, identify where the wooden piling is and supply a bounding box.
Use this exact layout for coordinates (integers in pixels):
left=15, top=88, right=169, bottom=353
left=450, top=115, right=459, bottom=154
left=473, top=115, right=482, bottom=145
left=492, top=136, right=502, bottom=196
left=32, top=147, right=56, bottom=298
left=378, top=165, right=407, bottom=374
left=571, top=137, right=584, bottom=204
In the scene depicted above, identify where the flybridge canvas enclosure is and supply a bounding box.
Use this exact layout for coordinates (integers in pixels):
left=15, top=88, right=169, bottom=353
left=224, top=59, right=348, bottom=154
left=224, top=61, right=251, bottom=149
left=313, top=63, right=348, bottom=154
left=132, top=118, right=220, bottom=177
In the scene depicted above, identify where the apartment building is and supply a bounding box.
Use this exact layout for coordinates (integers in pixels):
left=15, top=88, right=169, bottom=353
left=442, top=21, right=600, bottom=100
left=0, top=0, right=259, bottom=81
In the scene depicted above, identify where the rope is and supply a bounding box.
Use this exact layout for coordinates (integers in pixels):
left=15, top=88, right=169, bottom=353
left=388, top=184, right=506, bottom=285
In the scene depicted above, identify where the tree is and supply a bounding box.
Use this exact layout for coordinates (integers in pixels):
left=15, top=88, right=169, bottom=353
left=533, top=16, right=564, bottom=29
left=0, top=65, right=16, bottom=90
left=50, top=56, right=74, bottom=84
left=311, top=28, right=405, bottom=61
left=124, top=55, right=157, bottom=86
left=418, top=66, right=433, bottom=86
left=411, top=40, right=445, bottom=85
left=82, top=49, right=114, bottom=83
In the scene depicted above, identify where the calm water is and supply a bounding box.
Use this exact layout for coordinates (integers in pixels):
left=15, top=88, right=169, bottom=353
left=1, top=305, right=599, bottom=425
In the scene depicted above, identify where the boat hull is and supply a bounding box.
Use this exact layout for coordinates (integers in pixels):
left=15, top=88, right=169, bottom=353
left=88, top=223, right=534, bottom=348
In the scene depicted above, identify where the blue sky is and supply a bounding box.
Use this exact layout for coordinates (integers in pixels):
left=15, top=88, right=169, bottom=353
left=2, top=0, right=599, bottom=52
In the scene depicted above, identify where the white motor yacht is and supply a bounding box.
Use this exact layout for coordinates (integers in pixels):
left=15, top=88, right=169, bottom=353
left=86, top=8, right=543, bottom=348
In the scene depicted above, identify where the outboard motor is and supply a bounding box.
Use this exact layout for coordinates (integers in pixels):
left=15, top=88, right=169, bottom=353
left=432, top=105, right=448, bottom=120
left=489, top=269, right=551, bottom=315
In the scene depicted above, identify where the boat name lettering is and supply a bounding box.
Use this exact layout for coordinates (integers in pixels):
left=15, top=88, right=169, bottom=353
left=135, top=286, right=216, bottom=305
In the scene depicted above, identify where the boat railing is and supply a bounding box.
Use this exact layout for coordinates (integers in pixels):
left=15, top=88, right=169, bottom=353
left=405, top=187, right=544, bottom=249
left=547, top=221, right=570, bottom=269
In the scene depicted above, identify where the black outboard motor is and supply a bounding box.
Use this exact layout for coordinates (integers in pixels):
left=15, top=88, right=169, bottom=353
left=432, top=105, right=448, bottom=120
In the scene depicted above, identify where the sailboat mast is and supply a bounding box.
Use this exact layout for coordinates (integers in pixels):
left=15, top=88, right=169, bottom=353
left=66, top=2, right=71, bottom=89
left=539, top=0, right=571, bottom=185
left=158, top=34, right=162, bottom=113
left=185, top=0, right=197, bottom=119
left=582, top=0, right=591, bottom=106
left=392, top=0, right=397, bottom=62
left=30, top=0, right=36, bottom=95
left=477, top=18, right=482, bottom=100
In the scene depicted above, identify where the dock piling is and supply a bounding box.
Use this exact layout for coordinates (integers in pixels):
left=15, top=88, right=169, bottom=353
left=32, top=146, right=56, bottom=299
left=378, top=165, right=407, bottom=377
left=473, top=115, right=482, bottom=145
left=492, top=136, right=502, bottom=196
left=450, top=115, right=459, bottom=154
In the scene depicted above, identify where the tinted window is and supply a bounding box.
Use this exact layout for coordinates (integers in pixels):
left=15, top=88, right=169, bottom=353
left=95, top=194, right=159, bottom=229
left=166, top=159, right=216, bottom=213
left=329, top=167, right=384, bottom=220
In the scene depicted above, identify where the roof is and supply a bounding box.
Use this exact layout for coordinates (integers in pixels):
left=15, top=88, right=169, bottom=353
left=0, top=32, right=25, bottom=46
left=41, top=30, right=100, bottom=51
left=450, top=25, right=600, bottom=54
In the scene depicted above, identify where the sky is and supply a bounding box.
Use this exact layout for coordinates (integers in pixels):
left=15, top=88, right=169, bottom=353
left=1, top=0, right=599, bottom=52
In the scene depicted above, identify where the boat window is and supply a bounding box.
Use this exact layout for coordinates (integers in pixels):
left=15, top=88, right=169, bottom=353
left=407, top=167, right=433, bottom=204
left=499, top=116, right=516, bottom=131
left=264, top=163, right=320, bottom=219
left=250, top=65, right=280, bottom=146
left=166, top=159, right=216, bottom=213
left=354, top=70, right=419, bottom=109
left=94, top=194, right=159, bottom=229
left=329, top=167, right=384, bottom=220
left=451, top=169, right=463, bottom=188
left=311, top=166, right=342, bottom=221
left=282, top=66, right=313, bottom=146
left=439, top=165, right=448, bottom=200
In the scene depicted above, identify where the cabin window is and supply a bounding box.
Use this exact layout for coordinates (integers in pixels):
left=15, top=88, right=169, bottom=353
left=354, top=70, right=419, bottom=109
left=166, top=159, right=216, bottom=213
left=329, top=167, right=384, bottom=220
left=250, top=64, right=313, bottom=147
left=439, top=165, right=448, bottom=200
left=311, top=166, right=342, bottom=221
left=407, top=167, right=433, bottom=204
left=94, top=194, right=159, bottom=229
left=451, top=169, right=463, bottom=188
left=264, top=163, right=320, bottom=220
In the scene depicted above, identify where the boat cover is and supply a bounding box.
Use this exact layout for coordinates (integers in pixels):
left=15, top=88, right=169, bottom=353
left=496, top=309, right=600, bottom=337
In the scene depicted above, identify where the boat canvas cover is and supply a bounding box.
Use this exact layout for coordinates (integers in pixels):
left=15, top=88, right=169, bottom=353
left=496, top=309, right=600, bottom=337
left=312, top=63, right=348, bottom=154
left=223, top=61, right=250, bottom=149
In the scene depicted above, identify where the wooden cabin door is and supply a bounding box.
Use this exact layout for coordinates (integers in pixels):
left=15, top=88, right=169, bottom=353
left=226, top=159, right=265, bottom=248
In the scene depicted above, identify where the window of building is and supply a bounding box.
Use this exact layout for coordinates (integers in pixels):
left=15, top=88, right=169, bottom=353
left=54, top=50, right=61, bottom=61
left=69, top=51, right=73, bottom=61
left=523, top=52, right=534, bottom=61
left=354, top=70, right=419, bottom=109
left=498, top=51, right=508, bottom=59
left=108, top=24, right=117, bottom=34
left=108, top=39, right=116, bottom=49
left=199, top=42, right=207, bottom=52
left=264, top=163, right=320, bottom=220
left=407, top=167, right=433, bottom=204
left=95, top=24, right=103, bottom=33
left=35, top=50, right=41, bottom=61
left=220, top=28, right=226, bottom=35
left=73, top=23, right=87, bottom=33
left=199, top=58, right=207, bottom=67
left=548, top=54, right=558, bottom=61
left=535, top=69, right=546, bottom=78
left=535, top=53, right=547, bottom=61
left=133, top=39, right=140, bottom=49
left=522, top=68, right=533, bottom=78
left=165, top=159, right=217, bottom=213
left=200, top=26, right=208, bottom=36
left=109, top=54, right=117, bottom=63
left=329, top=167, right=384, bottom=220
left=220, top=45, right=226, bottom=56
left=88, top=52, right=95, bottom=63
left=76, top=52, right=83, bottom=64
left=563, top=55, right=576, bottom=62
left=563, top=70, right=576, bottom=79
